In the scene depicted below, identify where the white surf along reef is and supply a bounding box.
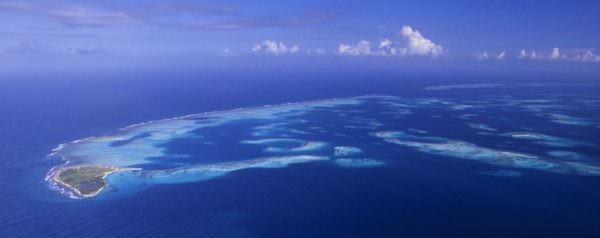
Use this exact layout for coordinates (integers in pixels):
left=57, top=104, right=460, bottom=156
left=47, top=92, right=600, bottom=198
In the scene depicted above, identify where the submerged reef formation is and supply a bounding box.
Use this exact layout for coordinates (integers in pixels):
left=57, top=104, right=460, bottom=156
left=334, top=146, right=363, bottom=157
left=547, top=151, right=589, bottom=161
left=241, top=138, right=328, bottom=153
left=47, top=96, right=366, bottom=198
left=501, top=132, right=594, bottom=147
left=46, top=92, right=600, bottom=199
left=537, top=113, right=595, bottom=126
left=140, top=155, right=329, bottom=185
left=335, top=158, right=384, bottom=168
left=467, top=123, right=497, bottom=132
left=373, top=130, right=600, bottom=176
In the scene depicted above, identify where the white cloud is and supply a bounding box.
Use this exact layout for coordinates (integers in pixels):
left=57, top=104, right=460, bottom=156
left=338, top=40, right=372, bottom=56
left=518, top=48, right=600, bottom=63
left=378, top=38, right=392, bottom=49
left=252, top=40, right=299, bottom=55
left=518, top=49, right=541, bottom=59
left=497, top=51, right=506, bottom=60
left=377, top=38, right=408, bottom=56
left=474, top=51, right=506, bottom=60
left=474, top=51, right=490, bottom=60
left=550, top=48, right=560, bottom=60
left=567, top=49, right=600, bottom=62
left=337, top=25, right=444, bottom=57
left=401, top=26, right=444, bottom=57
left=518, top=50, right=527, bottom=59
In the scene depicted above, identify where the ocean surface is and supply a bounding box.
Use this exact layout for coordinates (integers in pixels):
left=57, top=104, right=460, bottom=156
left=1, top=72, right=600, bottom=238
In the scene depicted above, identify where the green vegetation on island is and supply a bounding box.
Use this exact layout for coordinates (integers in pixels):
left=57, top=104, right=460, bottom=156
left=53, top=166, right=121, bottom=198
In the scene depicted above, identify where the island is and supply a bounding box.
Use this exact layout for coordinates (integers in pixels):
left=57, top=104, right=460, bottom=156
left=52, top=166, right=130, bottom=198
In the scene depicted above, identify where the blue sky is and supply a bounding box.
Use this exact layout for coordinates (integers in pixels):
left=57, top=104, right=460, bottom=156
left=1, top=0, right=600, bottom=74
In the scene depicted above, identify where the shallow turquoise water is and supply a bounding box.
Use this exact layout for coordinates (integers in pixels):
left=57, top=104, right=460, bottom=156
left=2, top=74, right=600, bottom=237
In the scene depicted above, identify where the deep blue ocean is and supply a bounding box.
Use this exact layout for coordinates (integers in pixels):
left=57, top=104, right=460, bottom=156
left=1, top=71, right=600, bottom=238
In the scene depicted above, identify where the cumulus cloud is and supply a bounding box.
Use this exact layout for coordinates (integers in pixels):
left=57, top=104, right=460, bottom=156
left=518, top=49, right=528, bottom=59
left=474, top=51, right=506, bottom=60
left=497, top=51, right=506, bottom=60
left=338, top=40, right=372, bottom=56
left=474, top=51, right=490, bottom=60
left=337, top=25, right=444, bottom=57
left=519, top=49, right=548, bottom=60
left=518, top=48, right=600, bottom=63
left=252, top=40, right=299, bottom=55
left=401, top=26, right=444, bottom=57
left=550, top=48, right=560, bottom=59
left=377, top=38, right=410, bottom=56
left=530, top=51, right=539, bottom=59
left=571, top=50, right=600, bottom=62
left=476, top=47, right=599, bottom=63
